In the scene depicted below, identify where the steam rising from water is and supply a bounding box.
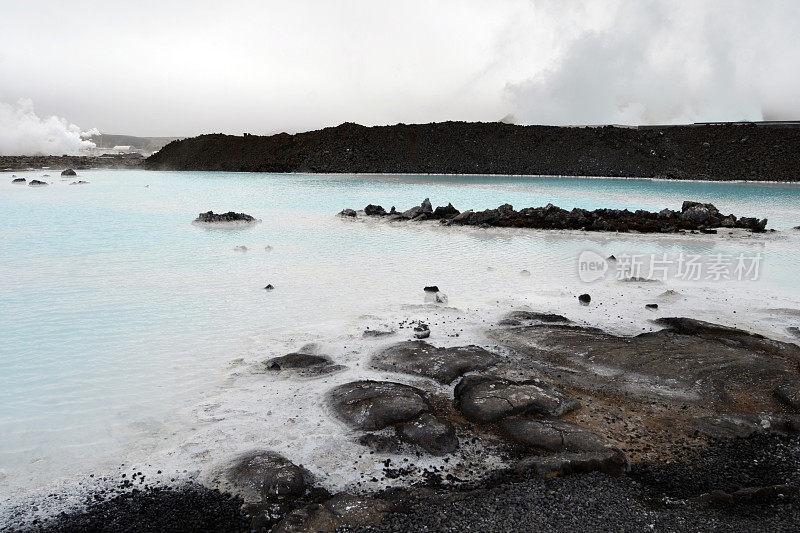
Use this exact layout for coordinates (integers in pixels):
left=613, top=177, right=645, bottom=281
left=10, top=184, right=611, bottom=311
left=0, top=98, right=98, bottom=156
left=506, top=0, right=800, bottom=125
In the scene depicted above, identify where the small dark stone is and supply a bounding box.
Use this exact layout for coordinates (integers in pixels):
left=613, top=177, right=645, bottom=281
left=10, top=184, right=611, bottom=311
left=338, top=208, right=357, bottom=217
left=264, top=284, right=275, bottom=290
left=61, top=168, right=77, bottom=176
left=578, top=293, right=591, bottom=305
left=423, top=286, right=440, bottom=292
left=645, top=303, right=659, bottom=309
left=12, top=177, right=26, bottom=183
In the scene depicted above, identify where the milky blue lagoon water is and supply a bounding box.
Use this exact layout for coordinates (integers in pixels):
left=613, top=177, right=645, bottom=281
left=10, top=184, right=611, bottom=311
left=1, top=170, right=799, bottom=515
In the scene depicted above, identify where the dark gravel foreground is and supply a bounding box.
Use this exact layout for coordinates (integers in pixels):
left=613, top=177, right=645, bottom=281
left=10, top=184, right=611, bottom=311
left=145, top=121, right=800, bottom=181
left=344, top=434, right=800, bottom=533
left=19, top=433, right=799, bottom=533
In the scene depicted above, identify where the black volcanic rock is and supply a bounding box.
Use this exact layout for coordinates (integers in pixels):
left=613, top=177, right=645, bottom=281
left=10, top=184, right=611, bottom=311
left=371, top=340, right=500, bottom=384
left=361, top=199, right=768, bottom=233
left=12, top=177, right=26, bottom=183
left=193, top=211, right=257, bottom=223
left=364, top=204, right=387, bottom=216
left=145, top=121, right=800, bottom=181
left=28, top=179, right=48, bottom=186
left=61, top=168, right=77, bottom=176
left=326, top=380, right=429, bottom=430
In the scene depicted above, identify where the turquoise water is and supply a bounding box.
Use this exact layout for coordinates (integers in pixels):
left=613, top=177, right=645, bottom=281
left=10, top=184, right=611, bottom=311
left=1, top=170, right=799, bottom=500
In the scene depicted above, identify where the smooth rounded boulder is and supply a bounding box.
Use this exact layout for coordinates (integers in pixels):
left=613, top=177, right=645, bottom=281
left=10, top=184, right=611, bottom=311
left=327, top=380, right=429, bottom=430
left=219, top=451, right=307, bottom=503
left=454, top=375, right=580, bottom=424
left=371, top=340, right=500, bottom=384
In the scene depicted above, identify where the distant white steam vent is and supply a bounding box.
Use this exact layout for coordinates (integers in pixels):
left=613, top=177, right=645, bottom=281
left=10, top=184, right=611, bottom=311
left=112, top=145, right=136, bottom=154
left=0, top=98, right=98, bottom=156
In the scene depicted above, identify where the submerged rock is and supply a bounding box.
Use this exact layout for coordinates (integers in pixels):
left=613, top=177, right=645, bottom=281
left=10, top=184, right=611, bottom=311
left=498, top=310, right=571, bottom=326
left=11, top=177, right=26, bottom=183
left=338, top=208, right=357, bottom=217
left=194, top=211, right=258, bottom=223
left=327, top=380, right=429, bottom=430
left=69, top=180, right=90, bottom=185
left=454, top=375, right=580, bottom=423
left=28, top=179, right=48, bottom=186
left=61, top=168, right=77, bottom=176
left=362, top=328, right=396, bottom=338
left=371, top=340, right=500, bottom=384
left=265, top=352, right=344, bottom=377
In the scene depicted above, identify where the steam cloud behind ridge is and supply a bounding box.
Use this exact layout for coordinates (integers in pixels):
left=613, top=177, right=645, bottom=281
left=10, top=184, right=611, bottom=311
left=0, top=0, right=798, bottom=141
left=0, top=99, right=97, bottom=156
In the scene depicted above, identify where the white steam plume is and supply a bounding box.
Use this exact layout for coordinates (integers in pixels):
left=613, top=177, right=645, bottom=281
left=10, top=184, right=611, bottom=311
left=0, top=98, right=98, bottom=156
left=506, top=0, right=800, bottom=126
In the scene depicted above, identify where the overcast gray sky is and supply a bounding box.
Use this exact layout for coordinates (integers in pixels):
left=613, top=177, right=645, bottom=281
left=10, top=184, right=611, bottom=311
left=1, top=0, right=799, bottom=144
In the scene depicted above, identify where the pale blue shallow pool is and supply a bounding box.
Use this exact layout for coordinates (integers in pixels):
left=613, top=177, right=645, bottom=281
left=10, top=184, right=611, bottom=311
left=1, top=170, right=799, bottom=499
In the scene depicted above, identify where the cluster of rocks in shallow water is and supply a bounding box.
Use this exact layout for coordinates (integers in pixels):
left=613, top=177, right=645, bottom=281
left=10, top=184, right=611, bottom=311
left=341, top=199, right=769, bottom=232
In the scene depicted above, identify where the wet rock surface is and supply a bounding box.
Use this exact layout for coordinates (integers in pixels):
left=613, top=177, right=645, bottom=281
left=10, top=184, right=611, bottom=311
left=61, top=168, right=77, bottom=176
left=28, top=179, right=48, bottom=186
left=371, top=340, right=500, bottom=384
left=274, top=494, right=393, bottom=533
left=217, top=451, right=308, bottom=503
left=396, top=413, right=459, bottom=455
left=11, top=176, right=26, bottom=183
left=327, top=380, right=430, bottom=430
left=193, top=210, right=258, bottom=223
left=454, top=375, right=580, bottom=423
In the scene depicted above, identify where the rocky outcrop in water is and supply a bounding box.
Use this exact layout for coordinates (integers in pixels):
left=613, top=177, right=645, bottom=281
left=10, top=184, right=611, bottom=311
left=193, top=211, right=259, bottom=223
left=28, top=179, right=48, bottom=186
left=144, top=121, right=800, bottom=181
left=61, top=168, right=77, bottom=176
left=346, top=199, right=769, bottom=232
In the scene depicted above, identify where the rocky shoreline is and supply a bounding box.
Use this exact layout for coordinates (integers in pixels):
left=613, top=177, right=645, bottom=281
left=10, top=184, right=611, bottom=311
left=340, top=199, right=769, bottom=233
left=1, top=154, right=143, bottom=171
left=144, top=121, right=800, bottom=181
left=16, top=314, right=800, bottom=532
